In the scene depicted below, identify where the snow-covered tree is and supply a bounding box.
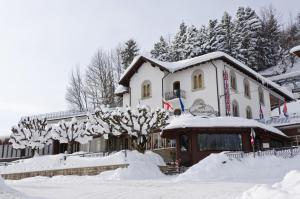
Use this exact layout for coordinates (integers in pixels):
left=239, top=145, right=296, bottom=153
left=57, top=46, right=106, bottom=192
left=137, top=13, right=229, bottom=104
left=10, top=117, right=52, bottom=156
left=51, top=117, right=94, bottom=154
left=120, top=39, right=139, bottom=69
left=111, top=106, right=169, bottom=153
left=171, top=22, right=188, bottom=61
left=203, top=19, right=220, bottom=54
left=234, top=7, right=262, bottom=70
left=150, top=36, right=171, bottom=61
left=218, top=12, right=236, bottom=55
left=184, top=25, right=200, bottom=58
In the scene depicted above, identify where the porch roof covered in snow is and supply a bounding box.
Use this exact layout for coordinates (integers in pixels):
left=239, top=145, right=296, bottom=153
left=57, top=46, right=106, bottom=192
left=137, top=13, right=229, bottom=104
left=119, top=52, right=294, bottom=101
left=161, top=114, right=287, bottom=138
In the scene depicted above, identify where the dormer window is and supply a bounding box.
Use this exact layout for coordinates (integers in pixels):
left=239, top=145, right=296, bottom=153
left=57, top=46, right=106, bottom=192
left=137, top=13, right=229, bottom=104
left=192, top=69, right=204, bottom=90
left=142, top=80, right=151, bottom=99
left=230, top=70, right=237, bottom=91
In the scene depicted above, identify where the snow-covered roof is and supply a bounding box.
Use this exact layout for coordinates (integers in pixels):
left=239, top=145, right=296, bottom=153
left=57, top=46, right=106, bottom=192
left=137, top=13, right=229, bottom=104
left=115, top=85, right=129, bottom=95
left=119, top=52, right=294, bottom=100
left=272, top=100, right=300, bottom=117
left=269, top=70, right=300, bottom=82
left=290, top=45, right=300, bottom=54
left=162, top=114, right=286, bottom=137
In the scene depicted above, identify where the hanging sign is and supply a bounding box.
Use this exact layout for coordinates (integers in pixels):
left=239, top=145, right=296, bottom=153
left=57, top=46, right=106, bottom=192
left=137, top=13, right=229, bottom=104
left=189, top=102, right=218, bottom=116
left=223, top=70, right=231, bottom=116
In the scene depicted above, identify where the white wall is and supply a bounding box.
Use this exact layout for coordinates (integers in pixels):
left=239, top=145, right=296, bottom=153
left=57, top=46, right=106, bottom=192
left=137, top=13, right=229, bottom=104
left=218, top=61, right=272, bottom=119
left=129, top=62, right=165, bottom=109
left=163, top=62, right=219, bottom=112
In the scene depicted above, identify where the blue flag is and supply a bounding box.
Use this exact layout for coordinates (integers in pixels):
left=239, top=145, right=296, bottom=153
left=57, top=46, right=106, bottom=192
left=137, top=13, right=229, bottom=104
left=179, top=95, right=185, bottom=112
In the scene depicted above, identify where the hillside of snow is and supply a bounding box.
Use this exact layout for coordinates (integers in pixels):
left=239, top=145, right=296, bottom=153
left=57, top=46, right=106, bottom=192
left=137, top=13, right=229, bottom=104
left=0, top=150, right=165, bottom=175
left=238, top=170, right=300, bottom=199
left=0, top=176, right=36, bottom=199
left=176, top=152, right=300, bottom=183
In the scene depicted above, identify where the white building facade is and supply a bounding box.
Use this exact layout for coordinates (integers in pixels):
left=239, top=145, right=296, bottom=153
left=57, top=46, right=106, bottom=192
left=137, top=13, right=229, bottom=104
left=117, top=52, right=294, bottom=119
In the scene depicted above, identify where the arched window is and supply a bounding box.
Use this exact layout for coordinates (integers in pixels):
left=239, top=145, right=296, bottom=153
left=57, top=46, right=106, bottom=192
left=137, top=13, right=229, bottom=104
left=244, top=79, right=250, bottom=98
left=258, top=86, right=264, bottom=105
left=142, top=80, right=151, bottom=98
left=246, top=106, right=252, bottom=119
left=232, top=100, right=239, bottom=117
left=230, top=70, right=237, bottom=91
left=192, top=69, right=204, bottom=90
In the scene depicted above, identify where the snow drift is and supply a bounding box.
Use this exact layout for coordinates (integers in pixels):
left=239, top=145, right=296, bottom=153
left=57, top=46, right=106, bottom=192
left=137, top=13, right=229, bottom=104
left=238, top=170, right=300, bottom=199
left=176, top=152, right=300, bottom=183
left=0, top=150, right=166, bottom=180
left=97, top=151, right=165, bottom=180
left=0, top=176, right=35, bottom=199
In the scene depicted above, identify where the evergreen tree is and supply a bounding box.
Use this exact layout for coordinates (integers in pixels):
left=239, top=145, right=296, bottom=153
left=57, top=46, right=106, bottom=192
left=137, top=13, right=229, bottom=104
left=234, top=7, right=262, bottom=70
left=218, top=12, right=235, bottom=55
left=203, top=19, right=220, bottom=54
left=171, top=22, right=188, bottom=61
left=150, top=36, right=170, bottom=61
left=184, top=25, right=199, bottom=58
left=120, top=39, right=139, bottom=69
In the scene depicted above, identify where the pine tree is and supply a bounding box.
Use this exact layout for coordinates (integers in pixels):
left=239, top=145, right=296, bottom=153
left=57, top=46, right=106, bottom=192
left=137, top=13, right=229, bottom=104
left=120, top=39, right=139, bottom=69
left=256, top=7, right=281, bottom=71
left=218, top=12, right=235, bottom=55
left=203, top=19, right=220, bottom=54
left=170, top=22, right=188, bottom=61
left=150, top=36, right=170, bottom=61
left=184, top=25, right=200, bottom=58
left=234, top=7, right=262, bottom=71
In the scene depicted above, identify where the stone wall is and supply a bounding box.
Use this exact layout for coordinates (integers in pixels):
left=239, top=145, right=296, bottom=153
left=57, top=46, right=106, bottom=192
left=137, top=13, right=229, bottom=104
left=1, top=164, right=128, bottom=180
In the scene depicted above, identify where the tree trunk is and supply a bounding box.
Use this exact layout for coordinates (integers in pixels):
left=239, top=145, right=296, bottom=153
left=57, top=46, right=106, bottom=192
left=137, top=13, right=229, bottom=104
left=67, top=141, right=73, bottom=154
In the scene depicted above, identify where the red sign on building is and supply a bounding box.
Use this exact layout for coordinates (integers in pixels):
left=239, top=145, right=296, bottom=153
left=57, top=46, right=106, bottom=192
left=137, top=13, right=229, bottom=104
left=223, top=70, right=231, bottom=116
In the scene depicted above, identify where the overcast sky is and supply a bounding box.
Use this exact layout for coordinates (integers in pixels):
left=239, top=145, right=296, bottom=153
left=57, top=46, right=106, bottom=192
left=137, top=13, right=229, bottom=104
left=0, top=0, right=299, bottom=136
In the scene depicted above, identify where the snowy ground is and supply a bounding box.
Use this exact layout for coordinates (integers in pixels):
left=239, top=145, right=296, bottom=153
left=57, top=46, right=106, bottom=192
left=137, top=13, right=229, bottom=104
left=2, top=151, right=300, bottom=199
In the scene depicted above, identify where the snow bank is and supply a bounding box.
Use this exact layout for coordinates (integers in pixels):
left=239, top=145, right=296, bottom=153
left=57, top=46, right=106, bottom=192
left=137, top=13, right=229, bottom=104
left=97, top=151, right=165, bottom=180
left=0, top=176, right=34, bottom=199
left=238, top=170, right=300, bottom=199
left=0, top=150, right=165, bottom=175
left=176, top=152, right=300, bottom=183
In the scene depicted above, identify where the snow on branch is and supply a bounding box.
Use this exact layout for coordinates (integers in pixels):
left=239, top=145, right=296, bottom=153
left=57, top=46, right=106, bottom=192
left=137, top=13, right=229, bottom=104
left=9, top=117, right=52, bottom=152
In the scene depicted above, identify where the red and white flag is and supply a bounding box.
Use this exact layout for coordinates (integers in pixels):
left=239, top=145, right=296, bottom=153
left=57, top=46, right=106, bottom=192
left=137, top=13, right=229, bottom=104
left=162, top=99, right=173, bottom=110
left=283, top=100, right=288, bottom=117
left=250, top=128, right=256, bottom=146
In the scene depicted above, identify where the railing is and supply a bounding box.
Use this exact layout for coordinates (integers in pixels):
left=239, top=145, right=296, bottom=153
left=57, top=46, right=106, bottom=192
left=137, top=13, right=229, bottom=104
left=225, top=147, right=300, bottom=160
left=165, top=89, right=186, bottom=101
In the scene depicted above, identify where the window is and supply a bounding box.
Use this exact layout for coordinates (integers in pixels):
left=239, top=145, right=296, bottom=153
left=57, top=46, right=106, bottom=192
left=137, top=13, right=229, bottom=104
left=258, top=87, right=264, bottom=105
left=244, top=79, right=250, bottom=98
left=192, top=70, right=204, bottom=90
left=142, top=80, right=151, bottom=98
left=197, top=134, right=242, bottom=151
left=180, top=135, right=189, bottom=152
left=232, top=100, right=239, bottom=117
left=246, top=106, right=252, bottom=119
left=230, top=70, right=237, bottom=91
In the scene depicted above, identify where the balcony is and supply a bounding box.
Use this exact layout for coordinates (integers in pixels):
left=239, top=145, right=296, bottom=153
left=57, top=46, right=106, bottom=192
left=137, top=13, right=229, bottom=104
left=165, top=89, right=186, bottom=101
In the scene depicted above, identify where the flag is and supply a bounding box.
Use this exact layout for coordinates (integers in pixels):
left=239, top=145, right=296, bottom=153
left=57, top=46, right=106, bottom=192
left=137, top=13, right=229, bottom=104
left=259, top=103, right=264, bottom=120
left=250, top=128, right=256, bottom=146
left=178, top=94, right=185, bottom=112
left=283, top=100, right=288, bottom=117
left=162, top=99, right=173, bottom=110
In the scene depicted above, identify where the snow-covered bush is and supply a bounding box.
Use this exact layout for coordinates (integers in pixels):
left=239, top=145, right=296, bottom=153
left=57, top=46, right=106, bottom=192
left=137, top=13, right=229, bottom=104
left=10, top=117, right=52, bottom=156
left=51, top=117, right=94, bottom=154
left=110, top=106, right=169, bottom=153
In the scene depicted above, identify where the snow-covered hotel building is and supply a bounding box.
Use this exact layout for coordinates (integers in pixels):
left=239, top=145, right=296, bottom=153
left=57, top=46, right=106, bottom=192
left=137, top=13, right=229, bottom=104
left=115, top=52, right=295, bottom=164
left=116, top=51, right=293, bottom=119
